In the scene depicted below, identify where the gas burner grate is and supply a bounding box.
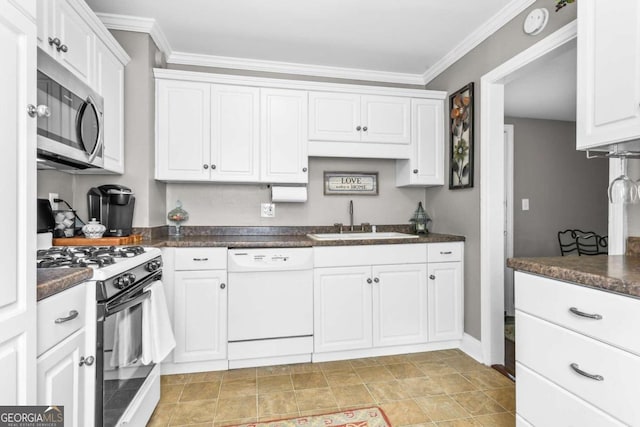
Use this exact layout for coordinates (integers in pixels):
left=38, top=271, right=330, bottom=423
left=36, top=245, right=147, bottom=269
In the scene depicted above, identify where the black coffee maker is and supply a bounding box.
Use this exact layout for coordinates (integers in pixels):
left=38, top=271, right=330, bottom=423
left=87, top=185, right=135, bottom=237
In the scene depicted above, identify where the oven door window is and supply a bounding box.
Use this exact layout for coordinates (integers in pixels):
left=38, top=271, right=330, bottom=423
left=103, top=297, right=153, bottom=427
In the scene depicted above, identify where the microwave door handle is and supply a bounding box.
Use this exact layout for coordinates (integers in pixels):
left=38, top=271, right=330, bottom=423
left=106, top=290, right=151, bottom=316
left=85, top=95, right=103, bottom=163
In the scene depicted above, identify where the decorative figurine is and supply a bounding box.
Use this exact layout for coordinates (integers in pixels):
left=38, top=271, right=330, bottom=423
left=167, top=200, right=189, bottom=236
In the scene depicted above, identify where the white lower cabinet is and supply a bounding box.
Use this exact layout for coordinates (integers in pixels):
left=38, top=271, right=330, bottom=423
left=427, top=243, right=464, bottom=342
left=169, top=248, right=228, bottom=364
left=36, top=282, right=95, bottom=427
left=515, top=271, right=640, bottom=426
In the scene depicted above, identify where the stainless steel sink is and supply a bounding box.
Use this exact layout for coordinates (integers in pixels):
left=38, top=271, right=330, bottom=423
left=307, top=232, right=419, bottom=241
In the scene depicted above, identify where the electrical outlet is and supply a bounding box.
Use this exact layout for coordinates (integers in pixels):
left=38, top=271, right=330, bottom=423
left=49, top=193, right=59, bottom=210
left=261, top=203, right=275, bottom=218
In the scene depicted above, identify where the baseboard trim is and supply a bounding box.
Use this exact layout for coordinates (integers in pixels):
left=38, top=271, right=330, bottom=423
left=460, top=333, right=484, bottom=364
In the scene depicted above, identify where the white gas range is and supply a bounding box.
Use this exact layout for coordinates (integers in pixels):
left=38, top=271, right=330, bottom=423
left=37, top=241, right=164, bottom=427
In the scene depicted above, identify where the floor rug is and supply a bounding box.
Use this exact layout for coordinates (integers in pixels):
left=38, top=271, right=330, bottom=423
left=225, top=407, right=391, bottom=427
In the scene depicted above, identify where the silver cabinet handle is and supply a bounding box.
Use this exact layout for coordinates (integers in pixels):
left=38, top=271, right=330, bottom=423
left=429, top=275, right=436, bottom=280
left=220, top=283, right=226, bottom=289
left=356, top=126, right=362, bottom=131
left=57, top=44, right=68, bottom=53
left=48, top=37, right=61, bottom=47
left=366, top=278, right=372, bottom=284
left=203, top=164, right=209, bottom=169
left=193, top=257, right=209, bottom=261
left=373, top=277, right=380, bottom=283
left=79, top=355, right=95, bottom=366
left=211, top=164, right=216, bottom=170
left=55, top=310, right=79, bottom=324
left=27, top=104, right=51, bottom=118
left=413, top=169, right=419, bottom=174
left=440, top=251, right=453, bottom=255
left=362, top=126, right=368, bottom=131
left=302, top=167, right=308, bottom=172
left=569, top=307, right=603, bottom=320
left=570, top=363, right=604, bottom=381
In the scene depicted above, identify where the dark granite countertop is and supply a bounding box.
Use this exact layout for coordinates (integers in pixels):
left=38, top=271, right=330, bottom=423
left=507, top=255, right=640, bottom=299
left=37, top=268, right=93, bottom=301
left=144, top=232, right=465, bottom=248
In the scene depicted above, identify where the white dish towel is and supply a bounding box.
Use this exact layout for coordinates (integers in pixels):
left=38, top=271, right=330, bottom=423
left=141, top=280, right=176, bottom=365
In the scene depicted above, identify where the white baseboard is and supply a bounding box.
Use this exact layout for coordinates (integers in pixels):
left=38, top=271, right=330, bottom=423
left=460, top=333, right=484, bottom=364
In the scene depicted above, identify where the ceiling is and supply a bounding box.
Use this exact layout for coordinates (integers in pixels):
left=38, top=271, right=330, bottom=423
left=504, top=38, right=577, bottom=122
left=85, top=0, right=523, bottom=83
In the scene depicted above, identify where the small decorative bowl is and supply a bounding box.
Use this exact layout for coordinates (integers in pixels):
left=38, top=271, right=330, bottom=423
left=82, top=218, right=106, bottom=239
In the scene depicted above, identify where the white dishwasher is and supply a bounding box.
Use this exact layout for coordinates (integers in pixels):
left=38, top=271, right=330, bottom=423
left=227, top=247, right=314, bottom=368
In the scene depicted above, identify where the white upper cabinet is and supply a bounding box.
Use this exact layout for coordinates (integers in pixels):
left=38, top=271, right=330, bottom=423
left=261, top=88, right=309, bottom=183
left=308, top=92, right=361, bottom=142
left=577, top=0, right=640, bottom=150
left=361, top=95, right=410, bottom=144
left=156, top=79, right=212, bottom=181
left=211, top=84, right=260, bottom=182
left=396, top=98, right=444, bottom=186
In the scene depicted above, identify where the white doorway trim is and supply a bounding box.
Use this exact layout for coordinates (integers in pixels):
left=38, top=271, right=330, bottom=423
left=504, top=124, right=515, bottom=317
left=480, top=21, right=581, bottom=365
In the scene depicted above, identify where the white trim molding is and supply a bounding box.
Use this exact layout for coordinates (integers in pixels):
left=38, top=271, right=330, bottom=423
left=480, top=21, right=578, bottom=365
left=422, top=0, right=536, bottom=84
left=96, top=13, right=172, bottom=59
left=460, top=333, right=484, bottom=363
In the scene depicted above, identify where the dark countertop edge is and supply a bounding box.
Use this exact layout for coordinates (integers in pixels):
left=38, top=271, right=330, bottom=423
left=143, top=233, right=465, bottom=248
left=37, top=268, right=93, bottom=301
left=507, top=256, right=640, bottom=299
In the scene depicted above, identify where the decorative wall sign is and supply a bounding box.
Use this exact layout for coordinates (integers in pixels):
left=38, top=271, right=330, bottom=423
left=324, top=172, right=378, bottom=195
left=449, top=82, right=474, bottom=189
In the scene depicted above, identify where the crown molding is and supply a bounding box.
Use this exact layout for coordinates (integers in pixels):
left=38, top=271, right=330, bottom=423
left=96, top=13, right=172, bottom=58
left=422, top=0, right=537, bottom=84
left=167, top=52, right=426, bottom=86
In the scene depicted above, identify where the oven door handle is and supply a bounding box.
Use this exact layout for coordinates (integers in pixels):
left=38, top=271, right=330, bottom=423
left=106, top=289, right=151, bottom=316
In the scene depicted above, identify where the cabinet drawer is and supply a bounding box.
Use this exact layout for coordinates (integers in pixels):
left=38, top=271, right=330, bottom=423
left=515, top=271, right=640, bottom=356
left=517, top=311, right=640, bottom=426
left=516, top=363, right=625, bottom=427
left=174, top=248, right=227, bottom=270
left=314, top=244, right=426, bottom=267
left=427, top=243, right=462, bottom=262
left=37, top=283, right=87, bottom=356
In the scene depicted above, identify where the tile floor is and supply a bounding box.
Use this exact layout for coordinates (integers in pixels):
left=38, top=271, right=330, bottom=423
left=148, top=349, right=515, bottom=427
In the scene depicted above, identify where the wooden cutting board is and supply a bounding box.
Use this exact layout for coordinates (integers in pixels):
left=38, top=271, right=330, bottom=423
left=53, top=234, right=143, bottom=246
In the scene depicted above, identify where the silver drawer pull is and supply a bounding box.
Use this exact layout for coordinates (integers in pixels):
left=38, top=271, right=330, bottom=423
left=570, top=363, right=604, bottom=381
left=569, top=307, right=603, bottom=320
left=55, top=310, right=79, bottom=324
left=440, top=251, right=453, bottom=255
left=192, top=257, right=209, bottom=261
left=79, top=355, right=95, bottom=366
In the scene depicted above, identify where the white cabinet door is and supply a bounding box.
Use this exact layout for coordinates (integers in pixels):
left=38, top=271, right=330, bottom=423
left=211, top=84, right=260, bottom=182
left=37, top=330, right=86, bottom=427
left=361, top=95, right=410, bottom=144
left=372, top=263, right=428, bottom=347
left=55, top=0, right=94, bottom=84
left=96, top=40, right=125, bottom=174
left=156, top=80, right=211, bottom=181
left=173, top=270, right=227, bottom=363
left=314, top=267, right=372, bottom=353
left=0, top=0, right=37, bottom=404
left=36, top=0, right=55, bottom=55
left=396, top=98, right=444, bottom=186
left=577, top=0, right=640, bottom=149
left=308, top=92, right=361, bottom=142
left=427, top=262, right=463, bottom=341
left=260, top=88, right=309, bottom=183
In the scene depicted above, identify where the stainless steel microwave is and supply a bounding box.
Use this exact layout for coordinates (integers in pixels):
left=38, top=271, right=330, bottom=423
left=36, top=49, right=104, bottom=171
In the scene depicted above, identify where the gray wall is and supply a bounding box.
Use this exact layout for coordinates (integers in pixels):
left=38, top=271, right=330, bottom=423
left=624, top=160, right=640, bottom=236
left=508, top=118, right=608, bottom=257
left=166, top=157, right=425, bottom=226
left=424, top=0, right=576, bottom=339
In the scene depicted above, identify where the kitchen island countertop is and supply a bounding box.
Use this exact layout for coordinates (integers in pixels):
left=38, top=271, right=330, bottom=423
left=37, top=268, right=93, bottom=301
left=507, top=255, right=640, bottom=299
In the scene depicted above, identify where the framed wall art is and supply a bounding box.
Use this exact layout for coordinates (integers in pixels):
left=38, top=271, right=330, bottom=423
left=449, top=82, right=474, bottom=189
left=324, top=172, right=378, bottom=195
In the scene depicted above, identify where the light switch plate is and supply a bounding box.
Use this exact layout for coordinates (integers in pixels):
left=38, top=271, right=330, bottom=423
left=49, top=193, right=59, bottom=210
left=522, top=198, right=530, bottom=211
left=261, top=203, right=275, bottom=218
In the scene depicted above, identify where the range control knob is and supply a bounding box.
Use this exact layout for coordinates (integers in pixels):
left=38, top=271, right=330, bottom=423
left=113, top=276, right=126, bottom=289
left=145, top=260, right=161, bottom=272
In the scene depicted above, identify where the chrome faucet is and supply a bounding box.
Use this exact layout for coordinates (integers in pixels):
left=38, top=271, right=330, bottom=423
left=349, top=200, right=354, bottom=231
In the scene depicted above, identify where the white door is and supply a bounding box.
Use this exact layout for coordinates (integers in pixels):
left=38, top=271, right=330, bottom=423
left=156, top=80, right=211, bottom=181
left=427, top=262, right=463, bottom=342
left=55, top=0, right=94, bottom=84
left=372, top=263, right=428, bottom=347
left=260, top=88, right=309, bottom=183
left=577, top=0, right=640, bottom=148
left=314, top=266, right=372, bottom=353
left=0, top=0, right=37, bottom=404
left=173, top=270, right=227, bottom=362
left=211, top=84, right=260, bottom=182
left=361, top=95, right=411, bottom=144
left=308, top=91, right=361, bottom=142
left=411, top=98, right=444, bottom=185
left=37, top=330, right=86, bottom=427
left=504, top=125, right=515, bottom=316
left=96, top=40, right=125, bottom=174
